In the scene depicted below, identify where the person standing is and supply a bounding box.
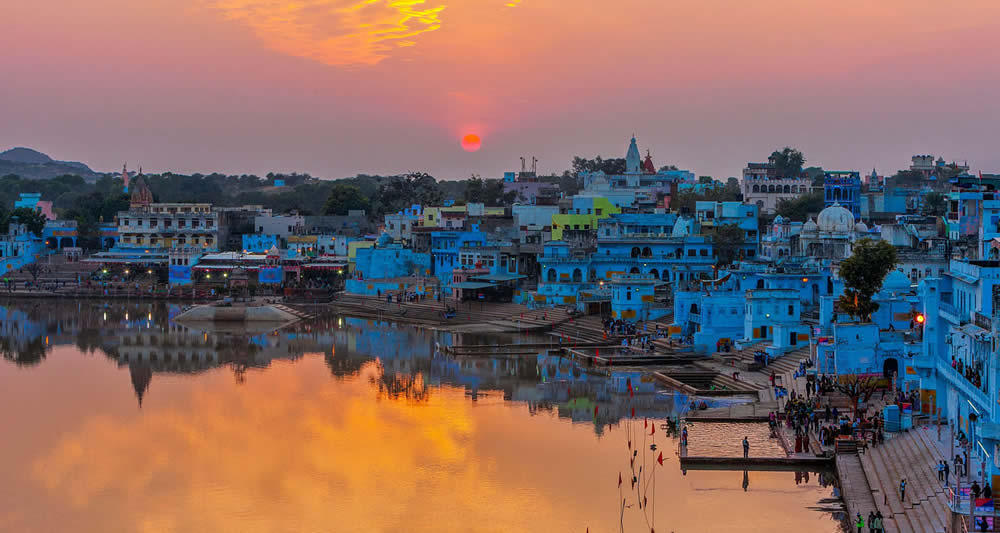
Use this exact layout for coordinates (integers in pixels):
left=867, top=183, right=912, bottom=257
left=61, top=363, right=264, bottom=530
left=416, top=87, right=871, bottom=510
left=899, top=478, right=907, bottom=502
left=743, top=436, right=750, bottom=459
left=867, top=511, right=876, bottom=533
left=938, top=460, right=945, bottom=482
left=944, top=460, right=950, bottom=485
left=855, top=513, right=865, bottom=533
left=874, top=511, right=883, bottom=533
left=984, top=481, right=992, bottom=499
left=972, top=480, right=982, bottom=500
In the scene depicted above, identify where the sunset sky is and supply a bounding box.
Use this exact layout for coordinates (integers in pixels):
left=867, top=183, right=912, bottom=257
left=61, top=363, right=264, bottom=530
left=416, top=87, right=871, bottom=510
left=2, top=0, right=999, bottom=180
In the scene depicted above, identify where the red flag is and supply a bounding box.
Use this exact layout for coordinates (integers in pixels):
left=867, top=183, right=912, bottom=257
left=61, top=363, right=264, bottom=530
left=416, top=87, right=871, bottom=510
left=618, top=473, right=622, bottom=487
left=594, top=406, right=598, bottom=416
left=644, top=418, right=648, bottom=428
left=650, top=424, right=655, bottom=435
left=657, top=452, right=664, bottom=465
left=628, top=440, right=631, bottom=450
left=631, top=407, right=635, bottom=418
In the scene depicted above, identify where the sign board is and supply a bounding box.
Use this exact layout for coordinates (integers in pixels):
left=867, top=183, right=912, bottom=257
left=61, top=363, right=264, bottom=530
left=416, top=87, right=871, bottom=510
left=259, top=266, right=283, bottom=284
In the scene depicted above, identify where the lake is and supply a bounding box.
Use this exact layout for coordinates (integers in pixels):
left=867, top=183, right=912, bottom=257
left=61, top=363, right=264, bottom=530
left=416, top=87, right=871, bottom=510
left=0, top=299, right=844, bottom=532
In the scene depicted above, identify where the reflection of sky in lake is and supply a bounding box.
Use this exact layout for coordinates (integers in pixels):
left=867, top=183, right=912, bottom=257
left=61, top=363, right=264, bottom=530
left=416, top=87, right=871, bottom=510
left=0, top=300, right=843, bottom=532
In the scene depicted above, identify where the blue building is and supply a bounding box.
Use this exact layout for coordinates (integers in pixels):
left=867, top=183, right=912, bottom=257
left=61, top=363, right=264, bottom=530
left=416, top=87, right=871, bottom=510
left=242, top=234, right=279, bottom=253
left=0, top=221, right=44, bottom=272
left=353, top=242, right=431, bottom=280
left=824, top=171, right=862, bottom=218
left=430, top=228, right=487, bottom=287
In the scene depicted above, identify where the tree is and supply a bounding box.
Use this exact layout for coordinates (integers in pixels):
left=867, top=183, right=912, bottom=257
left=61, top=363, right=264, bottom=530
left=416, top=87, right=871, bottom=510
left=838, top=238, right=898, bottom=321
left=713, top=223, right=746, bottom=267
left=775, top=192, right=824, bottom=221
left=770, top=147, right=805, bottom=178
left=22, top=262, right=44, bottom=283
left=372, top=172, right=443, bottom=215
left=922, top=192, right=947, bottom=217
left=659, top=165, right=679, bottom=172
left=892, top=170, right=925, bottom=186
left=323, top=184, right=370, bottom=215
left=0, top=207, right=46, bottom=237
left=463, top=176, right=516, bottom=205
left=834, top=375, right=882, bottom=418
left=571, top=156, right=626, bottom=175
left=698, top=176, right=714, bottom=184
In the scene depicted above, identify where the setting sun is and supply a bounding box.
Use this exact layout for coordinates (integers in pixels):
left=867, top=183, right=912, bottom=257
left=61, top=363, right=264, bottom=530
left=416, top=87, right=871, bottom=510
left=461, top=134, right=481, bottom=152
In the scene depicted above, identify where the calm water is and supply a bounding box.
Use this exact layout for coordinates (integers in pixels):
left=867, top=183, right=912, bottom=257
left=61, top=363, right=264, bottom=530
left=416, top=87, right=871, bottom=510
left=0, top=300, right=844, bottom=533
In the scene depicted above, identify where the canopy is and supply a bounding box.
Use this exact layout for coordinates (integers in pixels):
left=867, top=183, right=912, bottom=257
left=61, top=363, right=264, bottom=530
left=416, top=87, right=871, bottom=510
left=451, top=281, right=495, bottom=290
left=471, top=273, right=526, bottom=282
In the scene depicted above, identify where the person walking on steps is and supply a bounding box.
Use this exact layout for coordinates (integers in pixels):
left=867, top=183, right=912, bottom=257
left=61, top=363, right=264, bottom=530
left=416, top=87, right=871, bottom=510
left=867, top=511, right=876, bottom=533
left=899, top=478, right=907, bottom=503
left=743, top=436, right=750, bottom=459
left=938, top=460, right=945, bottom=482
left=875, top=511, right=883, bottom=533
left=855, top=513, right=864, bottom=533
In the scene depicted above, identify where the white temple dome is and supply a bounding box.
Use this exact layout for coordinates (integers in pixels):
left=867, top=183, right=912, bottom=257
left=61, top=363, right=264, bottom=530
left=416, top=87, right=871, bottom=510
left=816, top=203, right=855, bottom=233
left=854, top=221, right=869, bottom=232
left=803, top=218, right=818, bottom=233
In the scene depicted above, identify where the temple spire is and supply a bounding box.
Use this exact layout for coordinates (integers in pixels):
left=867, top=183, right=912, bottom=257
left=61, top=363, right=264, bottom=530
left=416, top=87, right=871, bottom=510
left=625, top=135, right=641, bottom=173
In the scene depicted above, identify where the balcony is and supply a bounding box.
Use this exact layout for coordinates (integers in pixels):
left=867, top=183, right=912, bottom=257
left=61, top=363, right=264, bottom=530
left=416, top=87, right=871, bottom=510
left=936, top=359, right=990, bottom=413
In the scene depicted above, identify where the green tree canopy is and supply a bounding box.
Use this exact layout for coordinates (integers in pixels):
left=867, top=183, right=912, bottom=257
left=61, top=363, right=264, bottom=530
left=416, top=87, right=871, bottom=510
left=838, top=239, right=898, bottom=321
left=922, top=192, right=947, bottom=217
left=323, top=184, right=371, bottom=216
left=775, top=191, right=824, bottom=221
left=463, top=176, right=516, bottom=205
left=712, top=223, right=747, bottom=267
left=0, top=207, right=46, bottom=237
left=571, top=156, right=626, bottom=175
left=770, top=147, right=805, bottom=178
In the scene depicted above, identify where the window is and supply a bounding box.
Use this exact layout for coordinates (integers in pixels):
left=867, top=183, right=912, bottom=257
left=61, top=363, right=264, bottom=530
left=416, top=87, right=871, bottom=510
left=788, top=305, right=794, bottom=315
left=626, top=287, right=632, bottom=300
left=699, top=249, right=707, bottom=256
left=596, top=209, right=602, bottom=216
left=192, top=219, right=200, bottom=228
left=687, top=249, right=696, bottom=257
left=178, top=219, right=187, bottom=228
left=149, top=219, right=158, bottom=228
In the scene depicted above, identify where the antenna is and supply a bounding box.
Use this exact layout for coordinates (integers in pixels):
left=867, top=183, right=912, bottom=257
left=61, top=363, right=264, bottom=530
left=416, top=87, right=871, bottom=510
left=532, top=157, right=538, bottom=174
left=520, top=156, right=526, bottom=173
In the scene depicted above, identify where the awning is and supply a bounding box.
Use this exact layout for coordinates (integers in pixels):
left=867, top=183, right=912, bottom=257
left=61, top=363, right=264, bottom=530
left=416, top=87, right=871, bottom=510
left=451, top=281, right=495, bottom=290
left=471, top=273, right=526, bottom=282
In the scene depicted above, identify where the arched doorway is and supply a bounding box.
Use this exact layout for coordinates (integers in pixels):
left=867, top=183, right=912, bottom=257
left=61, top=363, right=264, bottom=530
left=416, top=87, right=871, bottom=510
left=756, top=279, right=765, bottom=289
left=629, top=267, right=641, bottom=274
left=631, top=247, right=641, bottom=258
left=547, top=269, right=557, bottom=282
left=642, top=247, right=652, bottom=258
left=59, top=237, right=74, bottom=248
left=883, top=358, right=899, bottom=379
left=649, top=268, right=659, bottom=280
left=572, top=268, right=582, bottom=282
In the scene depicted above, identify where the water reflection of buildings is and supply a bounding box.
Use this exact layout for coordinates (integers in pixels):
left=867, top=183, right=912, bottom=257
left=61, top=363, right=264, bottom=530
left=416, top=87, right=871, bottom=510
left=3, top=303, right=709, bottom=426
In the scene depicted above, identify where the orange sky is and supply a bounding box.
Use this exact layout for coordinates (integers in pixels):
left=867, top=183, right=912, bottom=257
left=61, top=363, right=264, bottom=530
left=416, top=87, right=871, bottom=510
left=2, top=0, right=999, bottom=179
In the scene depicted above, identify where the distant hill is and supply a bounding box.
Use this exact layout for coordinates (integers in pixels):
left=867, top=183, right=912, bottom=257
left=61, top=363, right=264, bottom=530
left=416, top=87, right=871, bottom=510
left=0, top=147, right=99, bottom=180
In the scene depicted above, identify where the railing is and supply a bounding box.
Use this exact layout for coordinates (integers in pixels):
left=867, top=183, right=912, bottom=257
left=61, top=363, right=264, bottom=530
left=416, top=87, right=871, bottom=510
left=938, top=359, right=991, bottom=412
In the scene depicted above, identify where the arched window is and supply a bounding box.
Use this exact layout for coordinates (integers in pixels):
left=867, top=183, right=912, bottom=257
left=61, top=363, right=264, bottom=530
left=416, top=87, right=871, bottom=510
left=572, top=268, right=583, bottom=282
left=629, top=267, right=641, bottom=274
left=675, top=248, right=683, bottom=258
left=642, top=247, right=652, bottom=258
left=783, top=185, right=790, bottom=194
left=752, top=184, right=760, bottom=193
left=756, top=279, right=765, bottom=289
left=768, top=185, right=775, bottom=193
left=649, top=268, right=659, bottom=280
left=631, top=247, right=641, bottom=258
left=690, top=303, right=699, bottom=313
left=547, top=269, right=557, bottom=282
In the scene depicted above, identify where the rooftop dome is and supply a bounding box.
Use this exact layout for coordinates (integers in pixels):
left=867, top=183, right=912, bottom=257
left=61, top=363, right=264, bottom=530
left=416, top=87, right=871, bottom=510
left=816, top=203, right=855, bottom=233
left=773, top=214, right=785, bottom=225
left=803, top=218, right=818, bottom=233
left=881, top=270, right=911, bottom=293
left=854, top=221, right=869, bottom=232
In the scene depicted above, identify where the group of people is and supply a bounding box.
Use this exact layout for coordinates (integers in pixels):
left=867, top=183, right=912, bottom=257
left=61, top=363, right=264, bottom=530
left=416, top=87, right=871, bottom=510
left=952, top=356, right=985, bottom=390
left=854, top=510, right=885, bottom=533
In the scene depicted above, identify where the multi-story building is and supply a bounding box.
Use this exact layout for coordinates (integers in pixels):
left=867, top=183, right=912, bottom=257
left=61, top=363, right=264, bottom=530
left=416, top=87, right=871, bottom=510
left=741, top=159, right=811, bottom=214
left=0, top=220, right=43, bottom=272
left=824, top=171, right=862, bottom=218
